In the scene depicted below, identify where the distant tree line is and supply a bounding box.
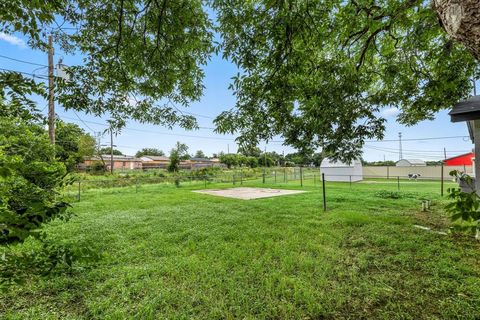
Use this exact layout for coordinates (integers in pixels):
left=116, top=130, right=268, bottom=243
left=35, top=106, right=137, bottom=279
left=219, top=146, right=324, bottom=168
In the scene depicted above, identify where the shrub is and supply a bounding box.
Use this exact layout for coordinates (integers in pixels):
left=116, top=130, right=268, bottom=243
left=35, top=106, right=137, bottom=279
left=0, top=118, right=71, bottom=245
left=446, top=171, right=480, bottom=239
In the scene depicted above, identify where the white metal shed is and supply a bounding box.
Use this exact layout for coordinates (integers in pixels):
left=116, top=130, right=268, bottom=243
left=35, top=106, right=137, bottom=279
left=396, top=159, right=426, bottom=167
left=320, top=158, right=363, bottom=182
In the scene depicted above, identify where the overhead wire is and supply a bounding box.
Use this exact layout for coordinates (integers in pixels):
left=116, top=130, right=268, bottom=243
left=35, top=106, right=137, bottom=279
left=0, top=54, right=47, bottom=67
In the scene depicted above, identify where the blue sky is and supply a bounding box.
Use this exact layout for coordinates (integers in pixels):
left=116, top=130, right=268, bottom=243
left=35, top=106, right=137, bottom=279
left=0, top=31, right=475, bottom=161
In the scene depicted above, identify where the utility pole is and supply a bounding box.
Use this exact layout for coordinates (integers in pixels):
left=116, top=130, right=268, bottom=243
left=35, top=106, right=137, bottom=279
left=48, top=34, right=55, bottom=144
left=227, top=144, right=230, bottom=154
left=398, top=132, right=403, bottom=160
left=444, top=147, right=447, bottom=159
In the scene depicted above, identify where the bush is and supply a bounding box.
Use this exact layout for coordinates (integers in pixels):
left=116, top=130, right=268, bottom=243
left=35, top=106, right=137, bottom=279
left=92, top=160, right=107, bottom=174
left=446, top=171, right=480, bottom=239
left=0, top=118, right=71, bottom=245
left=0, top=239, right=100, bottom=289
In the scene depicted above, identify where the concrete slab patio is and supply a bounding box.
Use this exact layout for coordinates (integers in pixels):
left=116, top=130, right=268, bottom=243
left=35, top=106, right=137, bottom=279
left=193, top=187, right=306, bottom=200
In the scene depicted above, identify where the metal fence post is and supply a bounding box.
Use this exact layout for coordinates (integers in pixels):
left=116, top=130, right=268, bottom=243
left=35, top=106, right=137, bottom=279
left=349, top=175, right=352, bottom=188
left=314, top=174, right=316, bottom=186
left=274, top=171, right=277, bottom=183
left=300, top=166, right=303, bottom=187
left=241, top=171, right=243, bottom=185
left=233, top=174, right=235, bottom=185
left=135, top=177, right=139, bottom=193
left=322, top=173, right=326, bottom=211
left=441, top=163, right=444, bottom=196
left=263, top=170, right=265, bottom=184
left=397, top=176, right=400, bottom=190
left=387, top=166, right=389, bottom=179
left=78, top=181, right=81, bottom=202
left=284, top=167, right=286, bottom=183
left=204, top=175, right=207, bottom=188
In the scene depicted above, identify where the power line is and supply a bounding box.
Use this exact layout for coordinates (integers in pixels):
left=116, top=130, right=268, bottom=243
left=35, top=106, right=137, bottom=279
left=0, top=67, right=49, bottom=80
left=72, top=110, right=95, bottom=133
left=366, top=135, right=470, bottom=142
left=62, top=114, right=474, bottom=147
left=364, top=144, right=471, bottom=153
left=61, top=115, right=237, bottom=141
left=363, top=145, right=449, bottom=159
left=0, top=54, right=47, bottom=67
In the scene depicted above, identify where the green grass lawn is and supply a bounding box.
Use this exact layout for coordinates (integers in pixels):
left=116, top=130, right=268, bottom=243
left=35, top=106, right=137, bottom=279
left=2, top=179, right=479, bottom=319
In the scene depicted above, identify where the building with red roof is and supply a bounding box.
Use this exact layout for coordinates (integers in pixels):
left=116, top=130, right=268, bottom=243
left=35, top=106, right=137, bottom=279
left=443, top=152, right=474, bottom=166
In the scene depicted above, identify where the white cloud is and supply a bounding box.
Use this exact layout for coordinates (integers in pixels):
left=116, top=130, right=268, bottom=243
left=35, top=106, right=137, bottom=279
left=381, top=107, right=400, bottom=118
left=0, top=32, right=26, bottom=48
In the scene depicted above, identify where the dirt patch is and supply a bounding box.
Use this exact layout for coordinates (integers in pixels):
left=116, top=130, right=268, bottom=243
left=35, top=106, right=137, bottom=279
left=193, top=187, right=306, bottom=200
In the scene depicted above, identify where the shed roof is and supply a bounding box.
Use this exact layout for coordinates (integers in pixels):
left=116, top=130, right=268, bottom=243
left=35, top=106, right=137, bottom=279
left=449, top=96, right=480, bottom=122
left=397, top=159, right=426, bottom=165
left=320, top=158, right=362, bottom=168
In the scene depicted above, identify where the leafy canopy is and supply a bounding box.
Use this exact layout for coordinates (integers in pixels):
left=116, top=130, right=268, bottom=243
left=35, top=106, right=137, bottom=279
left=55, top=121, right=96, bottom=171
left=135, top=148, right=165, bottom=158
left=1, top=0, right=214, bottom=130
left=2, top=1, right=480, bottom=161
left=168, top=142, right=189, bottom=172
left=194, top=150, right=206, bottom=158
left=212, top=0, right=479, bottom=161
left=99, top=147, right=123, bottom=156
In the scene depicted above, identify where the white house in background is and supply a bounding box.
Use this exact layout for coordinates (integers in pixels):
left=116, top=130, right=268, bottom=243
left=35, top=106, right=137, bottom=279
left=396, top=159, right=426, bottom=167
left=320, top=158, right=363, bottom=182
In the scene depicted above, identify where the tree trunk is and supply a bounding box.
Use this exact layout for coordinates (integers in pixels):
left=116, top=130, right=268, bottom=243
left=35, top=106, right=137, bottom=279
left=433, top=0, right=480, bottom=60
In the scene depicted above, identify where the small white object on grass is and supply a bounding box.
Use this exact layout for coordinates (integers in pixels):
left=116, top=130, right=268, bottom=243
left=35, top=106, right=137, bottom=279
left=413, top=225, right=447, bottom=235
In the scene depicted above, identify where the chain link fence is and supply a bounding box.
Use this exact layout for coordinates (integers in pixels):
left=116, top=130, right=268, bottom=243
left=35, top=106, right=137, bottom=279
left=63, top=167, right=459, bottom=208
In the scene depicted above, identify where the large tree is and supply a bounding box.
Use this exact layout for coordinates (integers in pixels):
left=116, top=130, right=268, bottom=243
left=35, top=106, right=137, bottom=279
left=55, top=121, right=96, bottom=171
left=212, top=0, right=479, bottom=161
left=98, top=147, right=123, bottom=156
left=433, top=0, right=480, bottom=59
left=167, top=142, right=189, bottom=172
left=1, top=0, right=214, bottom=130
left=135, top=148, right=165, bottom=158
